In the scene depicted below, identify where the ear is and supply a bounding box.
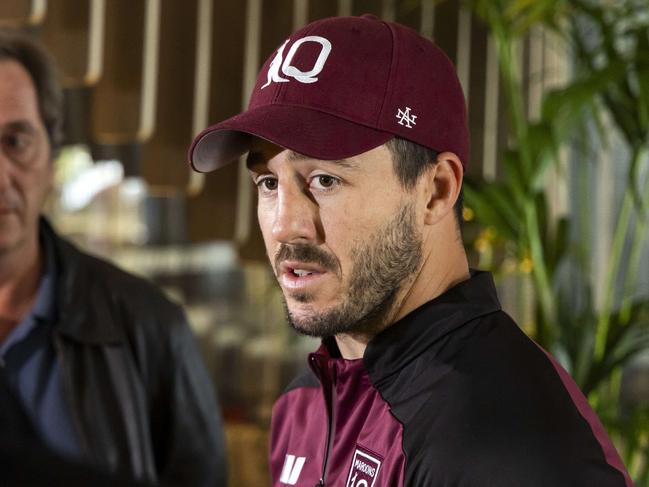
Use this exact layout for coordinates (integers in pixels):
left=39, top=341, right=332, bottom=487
left=422, top=151, right=463, bottom=226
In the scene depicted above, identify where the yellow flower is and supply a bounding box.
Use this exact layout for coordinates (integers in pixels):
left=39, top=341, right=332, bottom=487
left=519, top=258, right=533, bottom=274
left=502, top=258, right=517, bottom=274
left=474, top=237, right=491, bottom=253
left=462, top=207, right=475, bottom=222
left=484, top=227, right=497, bottom=240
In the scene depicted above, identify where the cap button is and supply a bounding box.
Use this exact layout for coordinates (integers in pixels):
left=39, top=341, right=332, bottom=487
left=360, top=14, right=380, bottom=21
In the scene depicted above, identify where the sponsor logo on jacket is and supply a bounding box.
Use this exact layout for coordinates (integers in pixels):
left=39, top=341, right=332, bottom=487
left=346, top=447, right=382, bottom=487
left=280, top=454, right=306, bottom=485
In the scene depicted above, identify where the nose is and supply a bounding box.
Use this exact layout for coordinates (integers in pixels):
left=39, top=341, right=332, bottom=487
left=271, top=179, right=320, bottom=245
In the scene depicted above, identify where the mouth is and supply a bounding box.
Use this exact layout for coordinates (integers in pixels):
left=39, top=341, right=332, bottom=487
left=278, top=260, right=329, bottom=291
left=0, top=197, right=19, bottom=215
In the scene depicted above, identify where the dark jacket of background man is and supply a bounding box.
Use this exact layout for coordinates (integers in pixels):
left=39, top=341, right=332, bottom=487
left=39, top=218, right=227, bottom=485
left=0, top=366, right=153, bottom=487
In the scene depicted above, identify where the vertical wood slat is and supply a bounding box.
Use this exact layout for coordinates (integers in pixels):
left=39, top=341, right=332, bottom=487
left=394, top=0, right=421, bottom=31
left=420, top=0, right=435, bottom=39
left=527, top=26, right=544, bottom=122
left=593, top=112, right=615, bottom=308
left=433, top=0, right=460, bottom=65
left=337, top=0, right=353, bottom=17
left=39, top=0, right=104, bottom=147
left=466, top=14, right=488, bottom=176
left=382, top=0, right=396, bottom=21
left=351, top=0, right=382, bottom=17
left=140, top=0, right=160, bottom=143
left=40, top=0, right=104, bottom=88
left=186, top=0, right=214, bottom=196
left=187, top=0, right=247, bottom=243
left=140, top=0, right=200, bottom=191
left=0, top=0, right=45, bottom=27
left=90, top=0, right=159, bottom=144
left=293, top=0, right=308, bottom=30
left=308, top=0, right=338, bottom=22
left=456, top=5, right=472, bottom=105
left=482, top=33, right=500, bottom=181
left=542, top=28, right=569, bottom=222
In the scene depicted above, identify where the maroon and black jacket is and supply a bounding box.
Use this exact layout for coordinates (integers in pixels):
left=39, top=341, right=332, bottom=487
left=270, top=271, right=632, bottom=486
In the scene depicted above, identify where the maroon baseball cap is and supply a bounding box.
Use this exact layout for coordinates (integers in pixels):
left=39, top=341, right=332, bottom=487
left=189, top=14, right=469, bottom=172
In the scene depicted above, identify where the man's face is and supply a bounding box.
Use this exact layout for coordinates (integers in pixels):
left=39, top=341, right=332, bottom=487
left=248, top=140, right=423, bottom=338
left=0, top=60, right=52, bottom=256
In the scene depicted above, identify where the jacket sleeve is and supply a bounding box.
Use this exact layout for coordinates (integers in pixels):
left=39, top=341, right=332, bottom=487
left=149, top=304, right=228, bottom=487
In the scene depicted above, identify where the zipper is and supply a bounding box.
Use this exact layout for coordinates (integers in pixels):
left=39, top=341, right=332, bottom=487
left=310, top=355, right=337, bottom=486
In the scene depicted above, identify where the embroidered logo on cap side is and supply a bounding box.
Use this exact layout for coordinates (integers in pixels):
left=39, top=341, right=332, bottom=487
left=345, top=447, right=382, bottom=487
left=396, top=106, right=417, bottom=128
left=262, top=36, right=333, bottom=89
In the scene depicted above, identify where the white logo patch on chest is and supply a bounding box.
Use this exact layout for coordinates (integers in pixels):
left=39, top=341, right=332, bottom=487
left=345, top=447, right=382, bottom=487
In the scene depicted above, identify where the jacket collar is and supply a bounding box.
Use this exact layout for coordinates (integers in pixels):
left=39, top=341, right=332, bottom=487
left=363, top=270, right=501, bottom=384
left=40, top=217, right=127, bottom=344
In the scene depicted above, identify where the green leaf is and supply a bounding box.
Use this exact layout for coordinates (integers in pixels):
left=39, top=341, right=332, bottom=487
left=464, top=180, right=522, bottom=241
left=541, top=61, right=627, bottom=136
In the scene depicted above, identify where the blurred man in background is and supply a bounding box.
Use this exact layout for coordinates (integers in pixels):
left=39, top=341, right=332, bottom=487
left=189, top=15, right=631, bottom=486
left=0, top=30, right=227, bottom=486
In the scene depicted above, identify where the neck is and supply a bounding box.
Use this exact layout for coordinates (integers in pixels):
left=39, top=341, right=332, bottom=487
left=335, top=231, right=470, bottom=360
left=335, top=333, right=369, bottom=359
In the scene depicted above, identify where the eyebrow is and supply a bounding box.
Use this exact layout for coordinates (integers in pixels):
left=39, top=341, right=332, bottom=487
left=286, top=150, right=360, bottom=170
left=246, top=148, right=361, bottom=171
left=4, top=120, right=37, bottom=133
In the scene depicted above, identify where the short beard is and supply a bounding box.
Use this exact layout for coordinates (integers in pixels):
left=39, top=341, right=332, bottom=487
left=282, top=203, right=422, bottom=338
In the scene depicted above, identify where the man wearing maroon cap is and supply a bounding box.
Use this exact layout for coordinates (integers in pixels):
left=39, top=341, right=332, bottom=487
left=190, top=15, right=631, bottom=487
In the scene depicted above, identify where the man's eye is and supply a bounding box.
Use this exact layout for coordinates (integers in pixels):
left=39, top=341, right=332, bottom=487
left=1, top=131, right=36, bottom=164
left=257, top=177, right=278, bottom=191
left=3, top=133, right=30, bottom=151
left=311, top=175, right=339, bottom=190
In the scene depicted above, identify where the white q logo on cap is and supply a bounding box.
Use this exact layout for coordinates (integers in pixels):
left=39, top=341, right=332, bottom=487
left=261, top=36, right=332, bottom=89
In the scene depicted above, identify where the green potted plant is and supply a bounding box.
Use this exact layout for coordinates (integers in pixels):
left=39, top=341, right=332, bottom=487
left=461, top=0, right=649, bottom=482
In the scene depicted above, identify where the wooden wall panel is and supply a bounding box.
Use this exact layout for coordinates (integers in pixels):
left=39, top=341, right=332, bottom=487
left=307, top=0, right=338, bottom=22
left=395, top=0, right=422, bottom=30
left=466, top=14, right=489, bottom=177
left=40, top=0, right=102, bottom=88
left=260, top=0, right=295, bottom=61
left=351, top=0, right=383, bottom=17
left=433, top=0, right=459, bottom=65
left=0, top=0, right=44, bottom=27
left=187, top=0, right=247, bottom=243
left=90, top=0, right=157, bottom=144
left=141, top=0, right=199, bottom=190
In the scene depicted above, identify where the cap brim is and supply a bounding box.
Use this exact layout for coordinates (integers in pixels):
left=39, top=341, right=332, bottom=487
left=189, top=104, right=394, bottom=173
